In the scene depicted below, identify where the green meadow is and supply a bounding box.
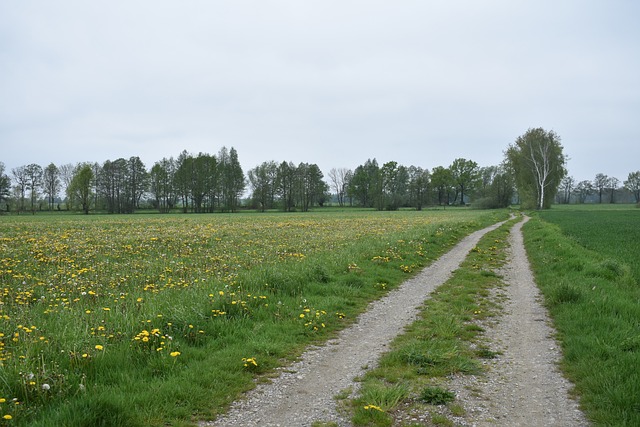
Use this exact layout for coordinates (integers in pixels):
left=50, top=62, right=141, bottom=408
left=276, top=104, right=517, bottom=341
left=526, top=205, right=640, bottom=426
left=0, top=209, right=505, bottom=426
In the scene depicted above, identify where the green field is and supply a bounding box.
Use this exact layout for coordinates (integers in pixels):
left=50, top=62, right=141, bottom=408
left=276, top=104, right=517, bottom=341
left=525, top=205, right=640, bottom=426
left=539, top=207, right=640, bottom=280
left=0, top=209, right=505, bottom=426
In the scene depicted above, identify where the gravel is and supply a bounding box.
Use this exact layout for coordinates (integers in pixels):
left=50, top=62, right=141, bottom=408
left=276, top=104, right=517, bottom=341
left=202, top=217, right=588, bottom=426
left=446, top=216, right=589, bottom=426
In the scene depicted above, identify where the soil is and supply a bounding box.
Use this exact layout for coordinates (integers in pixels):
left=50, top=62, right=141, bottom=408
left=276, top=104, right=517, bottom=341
left=202, top=217, right=588, bottom=427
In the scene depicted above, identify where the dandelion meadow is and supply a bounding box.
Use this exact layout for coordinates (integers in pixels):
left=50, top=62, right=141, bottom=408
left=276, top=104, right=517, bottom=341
left=0, top=209, right=505, bottom=426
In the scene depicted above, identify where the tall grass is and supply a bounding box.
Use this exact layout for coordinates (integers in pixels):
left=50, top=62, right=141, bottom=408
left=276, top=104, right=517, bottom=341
left=0, top=209, right=506, bottom=426
left=524, top=209, right=640, bottom=426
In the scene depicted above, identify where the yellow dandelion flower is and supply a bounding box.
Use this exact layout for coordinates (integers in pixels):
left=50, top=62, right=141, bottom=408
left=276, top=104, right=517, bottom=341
left=95, top=345, right=104, bottom=351
left=3, top=414, right=12, bottom=420
left=170, top=351, right=181, bottom=357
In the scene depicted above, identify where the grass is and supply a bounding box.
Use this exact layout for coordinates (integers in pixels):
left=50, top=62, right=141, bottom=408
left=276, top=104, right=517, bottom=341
left=0, top=209, right=507, bottom=426
left=524, top=206, right=640, bottom=426
left=419, top=387, right=455, bottom=405
left=537, top=207, right=640, bottom=280
left=348, top=216, right=518, bottom=426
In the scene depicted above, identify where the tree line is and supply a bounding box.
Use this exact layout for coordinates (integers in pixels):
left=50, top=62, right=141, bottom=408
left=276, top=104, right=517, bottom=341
left=556, top=172, right=640, bottom=204
left=0, top=153, right=514, bottom=214
left=1, top=128, right=638, bottom=214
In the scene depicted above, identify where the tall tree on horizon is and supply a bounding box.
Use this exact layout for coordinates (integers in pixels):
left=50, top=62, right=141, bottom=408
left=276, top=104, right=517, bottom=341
left=0, top=162, right=11, bottom=210
left=624, top=171, right=640, bottom=203
left=42, top=163, right=61, bottom=210
left=450, top=158, right=479, bottom=205
left=328, top=167, right=350, bottom=207
left=25, top=163, right=43, bottom=213
left=430, top=166, right=453, bottom=206
left=248, top=161, right=279, bottom=211
left=218, top=147, right=245, bottom=212
left=506, top=127, right=566, bottom=209
left=67, top=163, right=94, bottom=214
left=407, top=166, right=430, bottom=210
left=593, top=173, right=608, bottom=204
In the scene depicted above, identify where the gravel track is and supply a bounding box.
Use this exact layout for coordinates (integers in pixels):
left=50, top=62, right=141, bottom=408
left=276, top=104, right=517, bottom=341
left=203, top=217, right=588, bottom=426
left=448, top=216, right=588, bottom=426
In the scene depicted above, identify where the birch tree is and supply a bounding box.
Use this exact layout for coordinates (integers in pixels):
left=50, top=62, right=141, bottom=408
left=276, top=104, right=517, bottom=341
left=506, top=128, right=566, bottom=209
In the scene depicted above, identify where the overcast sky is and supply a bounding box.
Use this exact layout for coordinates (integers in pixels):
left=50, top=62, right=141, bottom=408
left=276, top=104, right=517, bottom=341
left=1, top=1, right=638, bottom=183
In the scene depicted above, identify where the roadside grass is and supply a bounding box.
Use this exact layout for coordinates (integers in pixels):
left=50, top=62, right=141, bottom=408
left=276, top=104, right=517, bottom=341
left=348, top=216, right=518, bottom=426
left=525, top=208, right=640, bottom=426
left=0, top=209, right=507, bottom=426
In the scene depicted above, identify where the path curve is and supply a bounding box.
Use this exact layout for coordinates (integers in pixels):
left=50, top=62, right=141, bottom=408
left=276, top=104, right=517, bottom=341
left=450, top=216, right=588, bottom=426
left=203, top=220, right=506, bottom=427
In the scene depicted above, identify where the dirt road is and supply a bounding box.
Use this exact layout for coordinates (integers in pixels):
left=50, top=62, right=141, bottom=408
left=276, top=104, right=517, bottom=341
left=204, top=217, right=587, bottom=426
left=448, top=217, right=587, bottom=426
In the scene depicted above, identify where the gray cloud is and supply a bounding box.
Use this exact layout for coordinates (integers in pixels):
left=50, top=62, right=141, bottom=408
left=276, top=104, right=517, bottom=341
left=1, top=1, right=638, bottom=182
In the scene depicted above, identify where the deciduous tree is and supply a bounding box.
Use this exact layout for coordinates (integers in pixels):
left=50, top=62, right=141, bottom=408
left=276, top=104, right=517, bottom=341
left=407, top=166, right=430, bottom=210
left=11, top=165, right=28, bottom=213
left=328, top=168, right=350, bottom=207
left=624, top=171, right=640, bottom=203
left=42, top=163, right=61, bottom=210
left=573, top=180, right=593, bottom=204
left=381, top=161, right=408, bottom=210
left=150, top=157, right=176, bottom=213
left=297, top=162, right=327, bottom=211
left=607, top=176, right=619, bottom=204
left=450, top=158, right=479, bottom=205
left=277, top=161, right=297, bottom=212
left=67, top=163, right=94, bottom=214
left=218, top=147, right=245, bottom=212
left=593, top=173, right=608, bottom=204
left=0, top=162, right=11, bottom=210
left=24, top=163, right=43, bottom=213
left=349, top=159, right=382, bottom=209
left=248, top=161, right=278, bottom=211
left=473, top=165, right=514, bottom=209
left=430, top=166, right=453, bottom=206
left=558, top=176, right=575, bottom=204
left=505, top=128, right=566, bottom=209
